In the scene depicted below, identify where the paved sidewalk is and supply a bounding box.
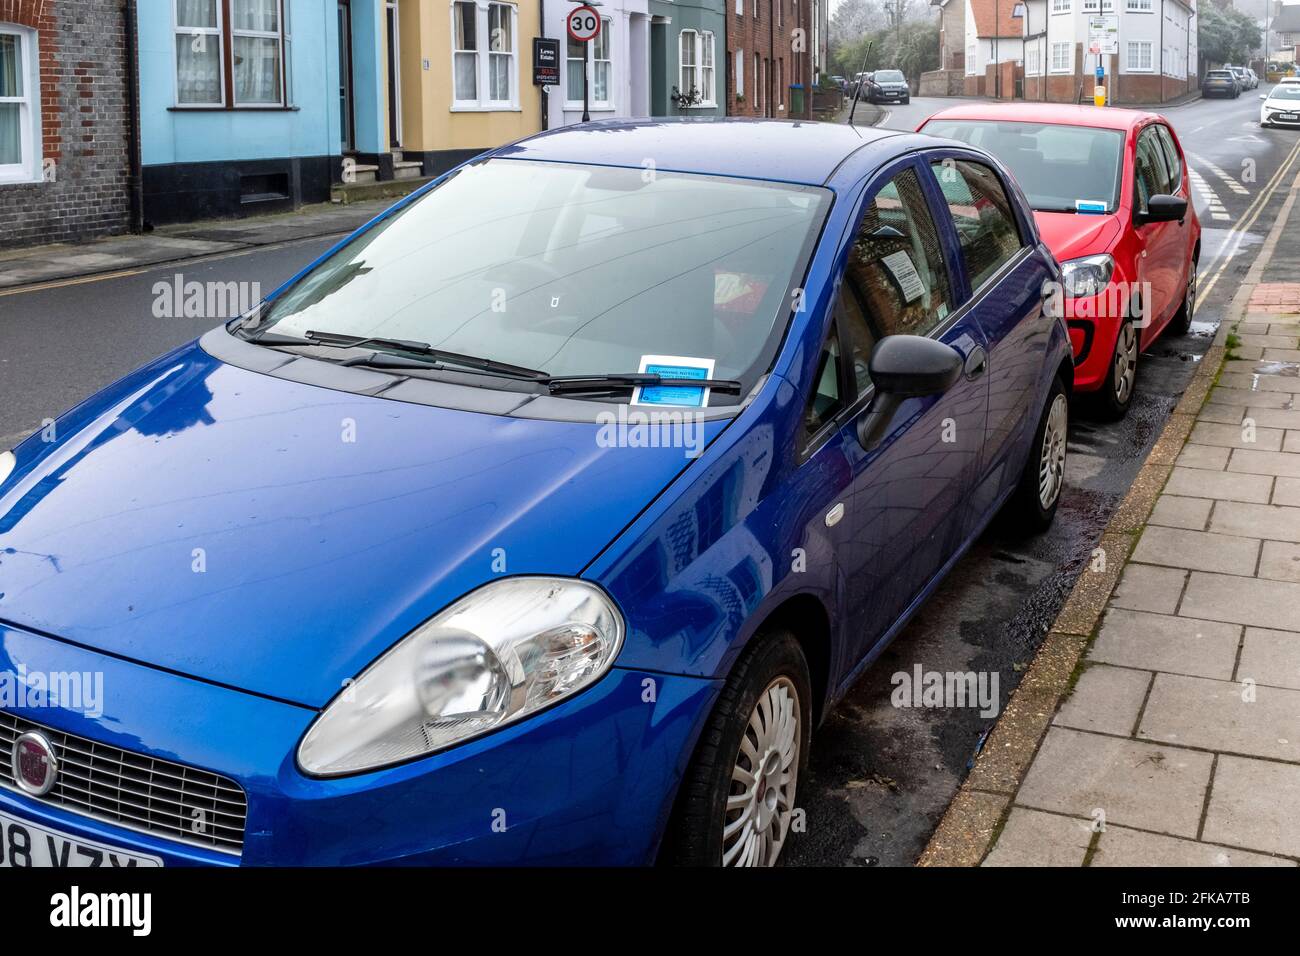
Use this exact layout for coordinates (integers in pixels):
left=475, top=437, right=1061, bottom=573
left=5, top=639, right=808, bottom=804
left=0, top=198, right=395, bottom=290
left=977, top=301, right=1300, bottom=866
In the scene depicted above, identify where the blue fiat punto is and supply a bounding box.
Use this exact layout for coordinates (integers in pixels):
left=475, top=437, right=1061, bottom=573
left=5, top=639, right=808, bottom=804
left=0, top=119, right=1071, bottom=867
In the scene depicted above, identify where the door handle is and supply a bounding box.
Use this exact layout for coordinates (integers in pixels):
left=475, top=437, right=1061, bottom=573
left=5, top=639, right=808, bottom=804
left=825, top=502, right=845, bottom=528
left=963, top=345, right=988, bottom=380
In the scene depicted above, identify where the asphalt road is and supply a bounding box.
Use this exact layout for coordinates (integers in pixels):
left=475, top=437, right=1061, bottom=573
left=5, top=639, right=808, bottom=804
left=0, top=91, right=1296, bottom=866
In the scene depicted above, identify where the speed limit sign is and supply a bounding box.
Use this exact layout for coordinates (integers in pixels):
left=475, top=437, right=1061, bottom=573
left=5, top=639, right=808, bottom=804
left=567, top=5, right=601, bottom=43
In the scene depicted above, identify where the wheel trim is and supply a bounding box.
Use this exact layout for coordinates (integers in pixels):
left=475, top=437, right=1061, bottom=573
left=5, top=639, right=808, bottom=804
left=1113, top=323, right=1137, bottom=404
left=1186, top=268, right=1197, bottom=323
left=722, top=677, right=800, bottom=867
left=1038, top=393, right=1068, bottom=510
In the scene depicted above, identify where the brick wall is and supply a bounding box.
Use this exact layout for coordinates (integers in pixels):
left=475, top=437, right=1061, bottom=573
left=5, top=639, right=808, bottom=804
left=0, top=0, right=132, bottom=250
left=726, top=0, right=794, bottom=117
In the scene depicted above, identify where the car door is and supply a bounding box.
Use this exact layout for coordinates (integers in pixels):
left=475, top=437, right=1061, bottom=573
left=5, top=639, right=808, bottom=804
left=1133, top=124, right=1181, bottom=343
left=1152, top=121, right=1194, bottom=325
left=923, top=154, right=1056, bottom=529
left=805, top=159, right=989, bottom=676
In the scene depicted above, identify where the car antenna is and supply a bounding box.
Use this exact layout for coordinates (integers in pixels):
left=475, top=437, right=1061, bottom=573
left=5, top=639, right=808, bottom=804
left=848, top=41, right=873, bottom=129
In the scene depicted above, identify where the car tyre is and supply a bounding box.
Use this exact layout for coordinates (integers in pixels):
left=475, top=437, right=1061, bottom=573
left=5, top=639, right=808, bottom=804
left=1003, top=376, right=1069, bottom=535
left=1170, top=259, right=1198, bottom=335
left=1091, top=318, right=1139, bottom=421
left=664, top=629, right=812, bottom=867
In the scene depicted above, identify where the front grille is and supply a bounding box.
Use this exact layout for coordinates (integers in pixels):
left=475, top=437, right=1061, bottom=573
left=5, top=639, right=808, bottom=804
left=0, top=711, right=247, bottom=855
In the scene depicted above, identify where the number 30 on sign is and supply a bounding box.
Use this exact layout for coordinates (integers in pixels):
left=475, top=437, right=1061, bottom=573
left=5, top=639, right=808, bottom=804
left=567, top=5, right=601, bottom=42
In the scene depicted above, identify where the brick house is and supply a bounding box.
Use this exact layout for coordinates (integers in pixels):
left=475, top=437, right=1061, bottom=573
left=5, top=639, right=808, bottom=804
left=723, top=0, right=815, bottom=117
left=963, top=0, right=1025, bottom=96
left=0, top=0, right=135, bottom=250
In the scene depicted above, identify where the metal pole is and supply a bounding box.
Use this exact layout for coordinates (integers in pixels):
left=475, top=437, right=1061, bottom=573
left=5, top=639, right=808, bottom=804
left=583, top=37, right=590, bottom=122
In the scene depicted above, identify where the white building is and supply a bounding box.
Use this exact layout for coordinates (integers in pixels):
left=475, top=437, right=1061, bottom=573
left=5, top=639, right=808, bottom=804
left=544, top=1, right=653, bottom=128
left=1017, top=0, right=1196, bottom=103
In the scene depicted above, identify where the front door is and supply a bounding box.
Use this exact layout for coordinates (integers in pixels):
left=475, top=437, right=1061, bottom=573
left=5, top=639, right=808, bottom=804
left=386, top=1, right=402, bottom=148
left=338, top=0, right=355, bottom=152
left=825, top=161, right=990, bottom=672
left=1133, top=124, right=1181, bottom=343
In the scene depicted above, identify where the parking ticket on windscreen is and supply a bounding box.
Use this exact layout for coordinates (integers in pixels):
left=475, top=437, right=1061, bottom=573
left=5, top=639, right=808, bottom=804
left=634, top=354, right=716, bottom=408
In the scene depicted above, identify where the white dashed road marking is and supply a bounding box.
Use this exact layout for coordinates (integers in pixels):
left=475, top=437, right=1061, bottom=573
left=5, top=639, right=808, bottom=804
left=1190, top=153, right=1251, bottom=195
left=1188, top=168, right=1231, bottom=221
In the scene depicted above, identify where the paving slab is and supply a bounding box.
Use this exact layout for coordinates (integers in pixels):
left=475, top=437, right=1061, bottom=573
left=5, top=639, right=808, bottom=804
left=1016, top=728, right=1213, bottom=837
left=1189, top=421, right=1284, bottom=451
left=1130, top=525, right=1261, bottom=576
left=1176, top=443, right=1231, bottom=470
left=1242, top=407, right=1300, bottom=430
left=1217, top=371, right=1300, bottom=395
left=1238, top=627, right=1300, bottom=691
left=1054, top=664, right=1151, bottom=736
left=1258, top=540, right=1300, bottom=583
left=981, top=808, right=1092, bottom=867
left=1180, top=571, right=1300, bottom=631
left=1196, top=404, right=1246, bottom=425
left=1091, top=826, right=1295, bottom=866
left=1238, top=334, right=1300, bottom=349
left=1110, top=563, right=1186, bottom=615
left=1204, top=387, right=1295, bottom=409
left=1091, top=608, right=1241, bottom=680
left=1139, top=673, right=1300, bottom=761
left=1209, top=500, right=1300, bottom=542
left=1229, top=447, right=1300, bottom=478
left=1203, top=755, right=1300, bottom=857
left=1274, top=476, right=1300, bottom=507
left=0, top=236, right=245, bottom=288
left=1164, top=466, right=1273, bottom=503
left=1148, top=495, right=1212, bottom=531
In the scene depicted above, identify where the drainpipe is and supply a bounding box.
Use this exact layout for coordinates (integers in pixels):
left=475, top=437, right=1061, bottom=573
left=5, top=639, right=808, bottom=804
left=769, top=0, right=774, bottom=117
left=124, top=0, right=144, bottom=233
left=541, top=0, right=549, bottom=129
left=1160, top=0, right=1164, bottom=103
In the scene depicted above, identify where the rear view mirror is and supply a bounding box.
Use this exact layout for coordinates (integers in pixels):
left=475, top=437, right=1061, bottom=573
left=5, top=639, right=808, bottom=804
left=857, top=335, right=964, bottom=450
left=1260, top=94, right=1268, bottom=100
left=1138, top=194, right=1187, bottom=225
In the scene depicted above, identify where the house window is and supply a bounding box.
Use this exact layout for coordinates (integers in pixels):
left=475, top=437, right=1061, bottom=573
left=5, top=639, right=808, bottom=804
left=1050, top=42, right=1071, bottom=73
left=1127, top=0, right=1152, bottom=9
left=1026, top=46, right=1041, bottom=75
left=451, top=0, right=518, bottom=109
left=1127, top=40, right=1153, bottom=72
left=755, top=52, right=761, bottom=110
left=679, top=30, right=716, bottom=107
left=736, top=0, right=743, bottom=13
left=966, top=42, right=977, bottom=75
left=566, top=17, right=611, bottom=108
left=0, top=24, right=39, bottom=183
left=1051, top=0, right=1070, bottom=12
left=173, top=0, right=291, bottom=108
left=735, top=47, right=744, bottom=96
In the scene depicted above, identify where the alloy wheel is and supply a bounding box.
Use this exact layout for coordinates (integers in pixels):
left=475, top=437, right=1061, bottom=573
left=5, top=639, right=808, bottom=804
left=1185, top=268, right=1197, bottom=324
left=722, top=677, right=801, bottom=866
left=1113, top=323, right=1138, bottom=405
left=1038, top=393, right=1068, bottom=510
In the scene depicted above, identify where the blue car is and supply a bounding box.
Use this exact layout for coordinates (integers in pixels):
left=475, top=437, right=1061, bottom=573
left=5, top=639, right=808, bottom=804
left=0, top=119, right=1072, bottom=867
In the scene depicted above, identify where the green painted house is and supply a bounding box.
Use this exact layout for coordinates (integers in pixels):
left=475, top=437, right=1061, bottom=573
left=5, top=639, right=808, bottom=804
left=649, top=0, right=726, bottom=117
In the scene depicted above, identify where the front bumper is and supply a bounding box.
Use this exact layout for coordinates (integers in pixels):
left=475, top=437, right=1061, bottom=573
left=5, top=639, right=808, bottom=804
left=1262, top=109, right=1300, bottom=126
left=0, top=621, right=719, bottom=865
left=1062, top=291, right=1127, bottom=393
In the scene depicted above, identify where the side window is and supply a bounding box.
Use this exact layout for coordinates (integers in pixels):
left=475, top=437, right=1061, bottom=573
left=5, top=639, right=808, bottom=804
left=1153, top=124, right=1183, bottom=192
left=1134, top=128, right=1171, bottom=212
left=803, top=322, right=844, bottom=441
left=843, top=166, right=955, bottom=349
left=929, top=159, right=1023, bottom=293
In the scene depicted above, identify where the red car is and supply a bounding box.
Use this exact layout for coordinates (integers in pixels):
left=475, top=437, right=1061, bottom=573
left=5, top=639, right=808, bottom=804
left=918, top=104, right=1200, bottom=418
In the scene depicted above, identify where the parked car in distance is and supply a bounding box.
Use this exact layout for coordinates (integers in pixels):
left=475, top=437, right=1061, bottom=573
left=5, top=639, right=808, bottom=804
left=1229, top=66, right=1255, bottom=91
left=0, top=118, right=1073, bottom=867
left=1246, top=68, right=1260, bottom=89
left=1260, top=83, right=1300, bottom=127
left=919, top=103, right=1200, bottom=419
left=1279, top=75, right=1300, bottom=86
left=1202, top=69, right=1240, bottom=98
left=865, top=69, right=911, bottom=104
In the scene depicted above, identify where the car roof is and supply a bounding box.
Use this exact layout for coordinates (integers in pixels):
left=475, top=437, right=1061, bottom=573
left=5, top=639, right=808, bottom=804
left=493, top=117, right=905, bottom=186
left=921, top=101, right=1162, bottom=131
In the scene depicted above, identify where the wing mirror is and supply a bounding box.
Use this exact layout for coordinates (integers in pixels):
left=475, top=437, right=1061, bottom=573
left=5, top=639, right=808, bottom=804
left=1260, top=93, right=1268, bottom=99
left=857, top=335, right=964, bottom=451
left=1138, top=194, right=1187, bottom=225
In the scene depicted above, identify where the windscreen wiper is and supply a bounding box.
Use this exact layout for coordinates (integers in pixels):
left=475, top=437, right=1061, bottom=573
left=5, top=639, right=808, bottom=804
left=544, top=373, right=742, bottom=395
left=304, top=330, right=549, bottom=381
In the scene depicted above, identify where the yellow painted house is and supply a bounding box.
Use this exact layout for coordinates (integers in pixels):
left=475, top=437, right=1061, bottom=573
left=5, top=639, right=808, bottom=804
left=340, top=0, right=542, bottom=182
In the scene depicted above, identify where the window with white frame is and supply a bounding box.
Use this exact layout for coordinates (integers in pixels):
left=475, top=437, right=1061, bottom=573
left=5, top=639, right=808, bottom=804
left=1026, top=46, right=1041, bottom=75
left=1050, top=41, right=1071, bottom=73
left=1051, top=0, right=1070, bottom=12
left=452, top=0, right=517, bottom=109
left=0, top=24, right=40, bottom=183
left=566, top=17, right=611, bottom=108
left=967, top=42, right=977, bottom=75
left=1127, top=0, right=1152, bottom=9
left=735, top=47, right=744, bottom=96
left=1082, top=0, right=1098, bottom=9
left=755, top=52, right=762, bottom=109
left=679, top=30, right=716, bottom=106
left=1126, top=40, right=1153, bottom=72
left=736, top=0, right=743, bottom=13
left=173, top=0, right=291, bottom=107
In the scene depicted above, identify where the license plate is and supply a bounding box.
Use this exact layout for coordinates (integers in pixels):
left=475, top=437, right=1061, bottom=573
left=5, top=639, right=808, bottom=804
left=0, top=809, right=162, bottom=867
left=1280, top=113, right=1297, bottom=121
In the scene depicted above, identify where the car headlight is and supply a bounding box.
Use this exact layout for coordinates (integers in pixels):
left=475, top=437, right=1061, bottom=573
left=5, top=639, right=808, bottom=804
left=1059, top=253, right=1115, bottom=298
left=0, top=450, right=14, bottom=487
left=298, top=577, right=625, bottom=776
